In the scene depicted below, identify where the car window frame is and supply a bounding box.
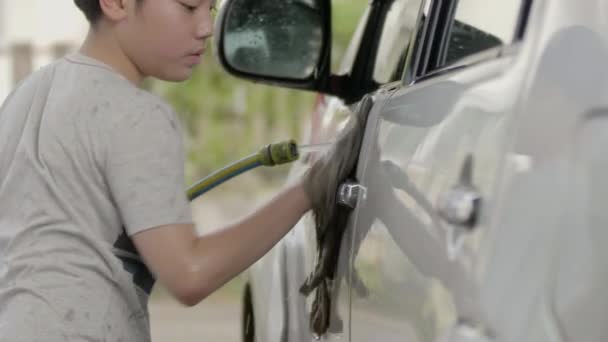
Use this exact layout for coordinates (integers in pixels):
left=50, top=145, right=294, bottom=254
left=335, top=0, right=385, bottom=103
left=338, top=0, right=431, bottom=103
left=411, top=0, right=534, bottom=82
left=369, top=0, right=428, bottom=86
left=401, top=0, right=440, bottom=85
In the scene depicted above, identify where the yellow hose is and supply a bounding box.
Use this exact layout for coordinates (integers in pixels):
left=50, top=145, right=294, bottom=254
left=187, top=140, right=299, bottom=201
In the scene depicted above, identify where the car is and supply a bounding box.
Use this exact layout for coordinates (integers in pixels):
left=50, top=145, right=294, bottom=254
left=215, top=0, right=608, bottom=341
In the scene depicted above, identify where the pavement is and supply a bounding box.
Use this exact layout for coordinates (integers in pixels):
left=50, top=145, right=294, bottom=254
left=149, top=290, right=241, bottom=342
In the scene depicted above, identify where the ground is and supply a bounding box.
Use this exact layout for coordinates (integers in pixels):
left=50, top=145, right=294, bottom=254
left=149, top=285, right=241, bottom=342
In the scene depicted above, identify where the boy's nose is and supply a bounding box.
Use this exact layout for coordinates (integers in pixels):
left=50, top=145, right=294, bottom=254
left=195, top=16, right=214, bottom=40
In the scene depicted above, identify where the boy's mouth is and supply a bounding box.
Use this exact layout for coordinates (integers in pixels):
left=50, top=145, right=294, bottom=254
left=190, top=46, right=205, bottom=55
left=185, top=49, right=205, bottom=66
left=185, top=54, right=202, bottom=66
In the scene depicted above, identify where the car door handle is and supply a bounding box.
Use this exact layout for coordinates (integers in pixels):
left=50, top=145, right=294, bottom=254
left=437, top=155, right=481, bottom=229
left=337, top=181, right=366, bottom=209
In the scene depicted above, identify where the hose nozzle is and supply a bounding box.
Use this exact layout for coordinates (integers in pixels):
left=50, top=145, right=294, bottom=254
left=258, top=139, right=299, bottom=166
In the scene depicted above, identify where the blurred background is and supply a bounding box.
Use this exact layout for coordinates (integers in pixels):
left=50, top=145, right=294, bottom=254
left=0, top=0, right=367, bottom=340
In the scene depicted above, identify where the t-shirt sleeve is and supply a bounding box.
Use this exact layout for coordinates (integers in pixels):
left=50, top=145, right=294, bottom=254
left=104, top=101, right=194, bottom=236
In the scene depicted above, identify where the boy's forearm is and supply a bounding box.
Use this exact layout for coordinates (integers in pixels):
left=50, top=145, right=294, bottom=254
left=187, top=182, right=310, bottom=301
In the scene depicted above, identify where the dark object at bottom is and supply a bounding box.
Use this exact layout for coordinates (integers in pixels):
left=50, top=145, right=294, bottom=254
left=300, top=96, right=374, bottom=336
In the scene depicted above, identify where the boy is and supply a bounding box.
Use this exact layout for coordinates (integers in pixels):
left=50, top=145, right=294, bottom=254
left=0, top=0, right=320, bottom=340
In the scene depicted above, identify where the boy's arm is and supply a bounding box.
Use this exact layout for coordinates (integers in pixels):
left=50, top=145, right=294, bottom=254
left=132, top=182, right=310, bottom=306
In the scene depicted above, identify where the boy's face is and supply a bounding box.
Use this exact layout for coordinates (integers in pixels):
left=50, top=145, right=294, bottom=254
left=116, top=0, right=216, bottom=82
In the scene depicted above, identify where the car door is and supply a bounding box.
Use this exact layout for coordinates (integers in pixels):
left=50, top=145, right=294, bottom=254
left=349, top=0, right=532, bottom=341
left=281, top=0, right=432, bottom=341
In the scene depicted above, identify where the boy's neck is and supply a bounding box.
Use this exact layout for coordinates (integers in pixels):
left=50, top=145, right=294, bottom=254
left=79, top=26, right=145, bottom=87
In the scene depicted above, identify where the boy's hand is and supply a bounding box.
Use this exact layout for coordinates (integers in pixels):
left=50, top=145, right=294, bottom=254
left=301, top=95, right=373, bottom=210
left=301, top=145, right=337, bottom=214
left=298, top=95, right=373, bottom=336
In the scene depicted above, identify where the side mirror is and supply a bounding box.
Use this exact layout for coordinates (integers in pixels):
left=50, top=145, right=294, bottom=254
left=215, top=0, right=331, bottom=91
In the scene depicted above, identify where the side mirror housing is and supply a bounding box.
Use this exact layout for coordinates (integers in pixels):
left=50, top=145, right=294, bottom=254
left=214, top=0, right=333, bottom=92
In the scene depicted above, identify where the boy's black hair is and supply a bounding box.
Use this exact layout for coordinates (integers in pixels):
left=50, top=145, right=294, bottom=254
left=74, top=0, right=143, bottom=24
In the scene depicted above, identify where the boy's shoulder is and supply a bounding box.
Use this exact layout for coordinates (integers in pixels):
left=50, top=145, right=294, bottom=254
left=6, top=54, right=181, bottom=134
left=55, top=54, right=178, bottom=125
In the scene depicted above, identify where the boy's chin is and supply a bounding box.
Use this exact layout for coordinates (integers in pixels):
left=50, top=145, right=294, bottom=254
left=154, top=68, right=195, bottom=82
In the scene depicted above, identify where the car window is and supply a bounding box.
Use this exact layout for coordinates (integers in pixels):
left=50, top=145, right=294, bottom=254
left=372, top=0, right=425, bottom=84
left=337, top=7, right=371, bottom=75
left=441, top=0, right=522, bottom=67
left=331, top=0, right=370, bottom=75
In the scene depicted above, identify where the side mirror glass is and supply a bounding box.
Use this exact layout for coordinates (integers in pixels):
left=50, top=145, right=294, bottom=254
left=216, top=0, right=326, bottom=81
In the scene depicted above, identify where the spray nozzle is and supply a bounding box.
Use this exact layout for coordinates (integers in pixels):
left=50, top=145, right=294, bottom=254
left=259, top=139, right=300, bottom=166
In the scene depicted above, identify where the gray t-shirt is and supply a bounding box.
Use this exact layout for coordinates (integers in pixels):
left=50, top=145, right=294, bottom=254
left=0, top=53, right=194, bottom=341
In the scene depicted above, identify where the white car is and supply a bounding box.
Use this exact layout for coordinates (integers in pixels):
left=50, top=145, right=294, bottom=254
left=216, top=0, right=608, bottom=341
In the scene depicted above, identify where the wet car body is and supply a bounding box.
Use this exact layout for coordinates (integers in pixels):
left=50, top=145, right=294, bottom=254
left=215, top=0, right=608, bottom=341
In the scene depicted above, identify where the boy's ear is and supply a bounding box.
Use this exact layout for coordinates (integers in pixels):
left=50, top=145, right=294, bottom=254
left=99, top=0, right=129, bottom=21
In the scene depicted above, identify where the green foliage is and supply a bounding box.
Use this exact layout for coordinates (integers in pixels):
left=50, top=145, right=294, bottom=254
left=332, top=0, right=369, bottom=69
left=151, top=0, right=369, bottom=186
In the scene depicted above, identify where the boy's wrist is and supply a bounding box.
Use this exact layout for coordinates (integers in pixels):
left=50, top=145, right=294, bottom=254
left=289, top=181, right=312, bottom=215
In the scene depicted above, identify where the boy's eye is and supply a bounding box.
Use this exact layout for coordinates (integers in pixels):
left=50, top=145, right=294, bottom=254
left=180, top=3, right=197, bottom=12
